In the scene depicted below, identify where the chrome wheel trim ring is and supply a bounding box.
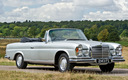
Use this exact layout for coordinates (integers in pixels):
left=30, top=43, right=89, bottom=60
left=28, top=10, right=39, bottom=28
left=59, top=57, right=67, bottom=71
left=17, top=55, right=22, bottom=67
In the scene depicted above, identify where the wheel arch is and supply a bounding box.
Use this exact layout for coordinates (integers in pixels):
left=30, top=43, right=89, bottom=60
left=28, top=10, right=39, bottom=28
left=54, top=50, right=69, bottom=66
left=13, top=51, right=24, bottom=60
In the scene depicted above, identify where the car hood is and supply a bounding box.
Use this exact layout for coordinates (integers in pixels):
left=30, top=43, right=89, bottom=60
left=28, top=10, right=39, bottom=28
left=56, top=41, right=121, bottom=49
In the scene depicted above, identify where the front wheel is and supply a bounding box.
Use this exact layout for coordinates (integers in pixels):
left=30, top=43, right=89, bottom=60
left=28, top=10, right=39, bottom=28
left=58, top=53, right=74, bottom=72
left=99, top=63, right=114, bottom=72
left=16, top=54, right=27, bottom=69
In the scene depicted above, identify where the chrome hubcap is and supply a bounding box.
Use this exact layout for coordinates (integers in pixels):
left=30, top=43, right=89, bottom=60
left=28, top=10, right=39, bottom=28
left=59, top=57, right=67, bottom=71
left=17, top=55, right=22, bottom=66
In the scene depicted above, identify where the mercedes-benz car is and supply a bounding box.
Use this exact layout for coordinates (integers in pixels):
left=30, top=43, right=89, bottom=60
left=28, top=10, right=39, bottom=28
left=5, top=28, right=125, bottom=72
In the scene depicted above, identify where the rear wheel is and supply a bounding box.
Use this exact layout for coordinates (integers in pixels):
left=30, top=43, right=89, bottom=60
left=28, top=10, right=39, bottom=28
left=99, top=63, right=114, bottom=72
left=58, top=53, right=74, bottom=72
left=16, top=54, right=27, bottom=69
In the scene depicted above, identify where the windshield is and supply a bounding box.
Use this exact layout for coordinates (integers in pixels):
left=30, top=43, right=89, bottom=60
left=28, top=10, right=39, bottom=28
left=49, top=29, right=88, bottom=41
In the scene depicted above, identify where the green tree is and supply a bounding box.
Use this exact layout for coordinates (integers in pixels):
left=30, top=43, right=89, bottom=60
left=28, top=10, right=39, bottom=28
left=21, top=27, right=28, bottom=37
left=120, top=29, right=128, bottom=37
left=27, top=26, right=40, bottom=37
left=108, top=30, right=120, bottom=41
left=9, top=24, right=15, bottom=29
left=61, top=25, right=68, bottom=28
left=0, top=33, right=2, bottom=37
left=40, top=28, right=50, bottom=37
left=0, top=20, right=128, bottom=38
left=87, top=25, right=98, bottom=40
left=53, top=25, right=59, bottom=28
left=89, top=34, right=98, bottom=40
left=27, top=26, right=36, bottom=37
left=97, top=29, right=109, bottom=41
left=84, top=28, right=89, bottom=39
left=12, top=26, right=21, bottom=37
left=2, top=28, right=10, bottom=37
left=90, top=24, right=98, bottom=33
left=36, top=28, right=41, bottom=35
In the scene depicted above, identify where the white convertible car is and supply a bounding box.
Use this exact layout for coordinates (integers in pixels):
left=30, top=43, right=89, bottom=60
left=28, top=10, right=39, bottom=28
left=5, top=28, right=125, bottom=72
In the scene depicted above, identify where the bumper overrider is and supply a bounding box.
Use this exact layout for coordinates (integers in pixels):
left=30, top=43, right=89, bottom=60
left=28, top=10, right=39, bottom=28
left=69, top=56, right=125, bottom=64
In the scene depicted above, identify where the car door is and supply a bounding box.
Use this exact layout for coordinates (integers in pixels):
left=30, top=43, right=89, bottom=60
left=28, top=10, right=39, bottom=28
left=24, top=42, right=55, bottom=64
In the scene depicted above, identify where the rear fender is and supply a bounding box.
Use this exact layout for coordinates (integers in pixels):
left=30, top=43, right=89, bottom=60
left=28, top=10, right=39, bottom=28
left=14, top=51, right=24, bottom=60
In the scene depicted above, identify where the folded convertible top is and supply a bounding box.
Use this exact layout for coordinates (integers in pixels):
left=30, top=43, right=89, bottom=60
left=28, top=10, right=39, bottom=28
left=21, top=37, right=42, bottom=42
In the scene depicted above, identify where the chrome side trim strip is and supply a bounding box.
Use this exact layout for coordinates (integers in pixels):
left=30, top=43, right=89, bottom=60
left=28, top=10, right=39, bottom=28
left=24, top=59, right=54, bottom=64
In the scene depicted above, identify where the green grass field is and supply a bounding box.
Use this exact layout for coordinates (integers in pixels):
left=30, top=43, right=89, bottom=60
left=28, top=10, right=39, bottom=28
left=0, top=70, right=128, bottom=80
left=115, top=41, right=128, bottom=47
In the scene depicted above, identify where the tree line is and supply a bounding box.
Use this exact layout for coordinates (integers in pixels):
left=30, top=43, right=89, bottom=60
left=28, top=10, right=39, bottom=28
left=0, top=20, right=128, bottom=41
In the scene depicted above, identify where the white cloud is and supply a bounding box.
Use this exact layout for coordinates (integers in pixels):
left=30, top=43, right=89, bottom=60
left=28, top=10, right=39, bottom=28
left=0, top=0, right=4, bottom=14
left=114, top=0, right=128, bottom=11
left=73, top=0, right=114, bottom=7
left=83, top=11, right=116, bottom=21
left=35, top=2, right=83, bottom=21
left=33, top=2, right=77, bottom=21
left=13, top=7, right=29, bottom=12
left=82, top=0, right=128, bottom=21
left=0, top=0, right=128, bottom=22
left=83, top=10, right=128, bottom=21
left=2, top=0, right=61, bottom=7
left=1, top=2, right=83, bottom=22
left=3, top=0, right=31, bottom=7
left=73, top=0, right=120, bottom=12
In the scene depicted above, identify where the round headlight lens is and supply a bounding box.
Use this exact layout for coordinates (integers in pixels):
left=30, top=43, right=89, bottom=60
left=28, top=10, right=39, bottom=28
left=116, top=45, right=122, bottom=56
left=110, top=50, right=116, bottom=56
left=83, top=50, right=89, bottom=56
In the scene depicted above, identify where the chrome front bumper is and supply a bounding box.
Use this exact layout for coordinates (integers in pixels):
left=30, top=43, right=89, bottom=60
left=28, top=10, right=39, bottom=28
left=69, top=56, right=125, bottom=64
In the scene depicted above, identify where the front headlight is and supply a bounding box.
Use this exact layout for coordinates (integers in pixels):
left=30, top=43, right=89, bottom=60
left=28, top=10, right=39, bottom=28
left=83, top=50, right=89, bottom=56
left=76, top=45, right=83, bottom=57
left=111, top=45, right=122, bottom=56
left=116, top=45, right=122, bottom=56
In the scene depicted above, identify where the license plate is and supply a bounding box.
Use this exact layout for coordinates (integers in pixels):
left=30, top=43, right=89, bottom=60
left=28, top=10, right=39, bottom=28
left=97, top=59, right=109, bottom=63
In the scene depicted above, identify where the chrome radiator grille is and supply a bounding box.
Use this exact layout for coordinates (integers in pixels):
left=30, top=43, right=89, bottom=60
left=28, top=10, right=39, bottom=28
left=91, top=45, right=109, bottom=58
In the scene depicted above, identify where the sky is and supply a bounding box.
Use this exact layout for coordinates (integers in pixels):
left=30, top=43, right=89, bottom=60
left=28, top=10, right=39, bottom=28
left=0, top=0, right=128, bottom=22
